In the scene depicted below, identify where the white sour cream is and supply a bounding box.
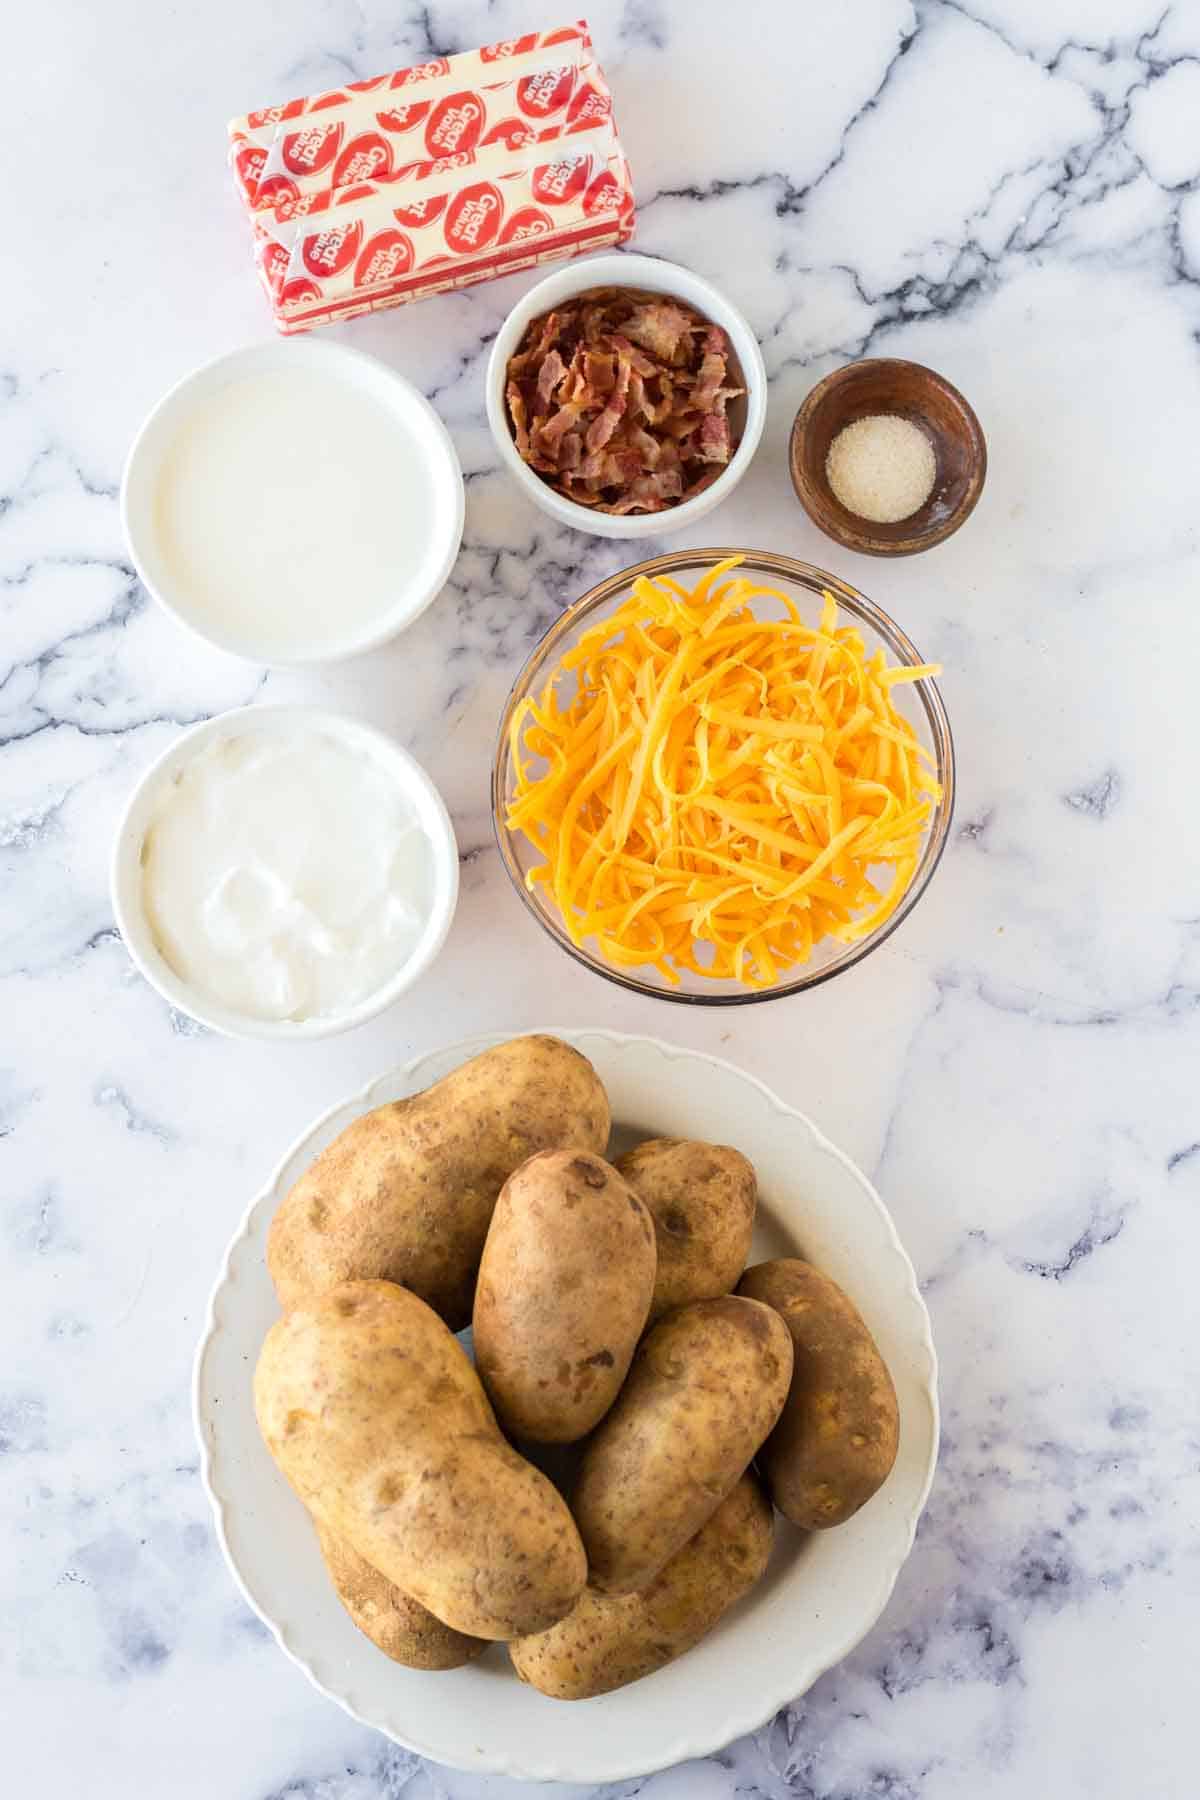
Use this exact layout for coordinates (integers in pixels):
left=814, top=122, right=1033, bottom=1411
left=151, top=366, right=439, bottom=661
left=140, top=728, right=433, bottom=1022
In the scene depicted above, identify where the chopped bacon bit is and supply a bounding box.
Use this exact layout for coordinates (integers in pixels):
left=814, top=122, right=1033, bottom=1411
left=535, top=399, right=587, bottom=454
left=621, top=300, right=699, bottom=364
left=597, top=467, right=685, bottom=514
left=506, top=380, right=530, bottom=457
left=662, top=407, right=701, bottom=440
left=536, top=347, right=567, bottom=410
left=640, top=373, right=676, bottom=427
left=503, top=286, right=746, bottom=516
left=698, top=412, right=732, bottom=462
left=583, top=348, right=616, bottom=395
left=627, top=424, right=661, bottom=469
left=583, top=352, right=631, bottom=453
left=693, top=349, right=729, bottom=413
left=607, top=333, right=657, bottom=377
left=509, top=308, right=563, bottom=377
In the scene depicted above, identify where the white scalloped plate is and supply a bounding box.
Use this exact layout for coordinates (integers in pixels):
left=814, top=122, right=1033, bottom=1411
left=195, top=1030, right=938, bottom=1783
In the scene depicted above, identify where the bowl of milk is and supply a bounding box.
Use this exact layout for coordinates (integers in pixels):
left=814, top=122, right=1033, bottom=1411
left=121, top=341, right=465, bottom=665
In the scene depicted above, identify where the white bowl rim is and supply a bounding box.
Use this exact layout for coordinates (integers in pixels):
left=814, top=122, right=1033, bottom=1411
left=120, top=339, right=466, bottom=668
left=485, top=251, right=768, bottom=540
left=109, top=704, right=460, bottom=1042
left=193, top=1026, right=940, bottom=1781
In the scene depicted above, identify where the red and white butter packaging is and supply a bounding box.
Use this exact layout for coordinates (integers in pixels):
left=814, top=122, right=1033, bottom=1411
left=228, top=21, right=634, bottom=333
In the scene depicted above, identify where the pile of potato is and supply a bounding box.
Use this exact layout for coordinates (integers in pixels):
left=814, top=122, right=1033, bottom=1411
left=254, top=1035, right=900, bottom=1700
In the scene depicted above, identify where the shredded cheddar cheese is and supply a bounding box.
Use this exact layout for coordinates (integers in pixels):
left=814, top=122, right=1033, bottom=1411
left=505, top=558, right=943, bottom=988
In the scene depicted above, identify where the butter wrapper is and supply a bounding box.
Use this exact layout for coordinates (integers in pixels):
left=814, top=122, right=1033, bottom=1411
left=254, top=129, right=634, bottom=333
left=229, top=20, right=634, bottom=332
left=229, top=22, right=594, bottom=211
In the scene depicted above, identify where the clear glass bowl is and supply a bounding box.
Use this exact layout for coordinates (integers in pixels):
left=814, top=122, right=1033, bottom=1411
left=492, top=549, right=955, bottom=1004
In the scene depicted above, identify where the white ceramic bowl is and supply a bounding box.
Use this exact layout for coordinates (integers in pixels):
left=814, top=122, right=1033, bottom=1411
left=111, top=705, right=459, bottom=1042
left=195, top=1028, right=939, bottom=1781
left=486, top=252, right=768, bottom=539
left=121, top=340, right=465, bottom=666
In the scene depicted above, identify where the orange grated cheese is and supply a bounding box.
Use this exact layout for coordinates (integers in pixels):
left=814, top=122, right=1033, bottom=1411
left=505, top=558, right=943, bottom=988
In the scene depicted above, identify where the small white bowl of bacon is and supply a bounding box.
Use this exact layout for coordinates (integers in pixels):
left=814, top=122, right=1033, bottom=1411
left=487, top=253, right=767, bottom=537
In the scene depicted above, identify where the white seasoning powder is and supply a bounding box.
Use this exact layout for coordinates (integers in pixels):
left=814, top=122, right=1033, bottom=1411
left=826, top=414, right=937, bottom=524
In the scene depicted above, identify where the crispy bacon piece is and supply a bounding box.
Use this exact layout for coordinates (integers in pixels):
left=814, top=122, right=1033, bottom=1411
left=698, top=411, right=732, bottom=463
left=583, top=352, right=631, bottom=453
left=503, top=286, right=746, bottom=516
left=509, top=309, right=564, bottom=377
left=583, top=348, right=616, bottom=394
left=535, top=399, right=587, bottom=454
left=607, top=333, right=657, bottom=377
left=506, top=380, right=530, bottom=457
left=536, top=348, right=567, bottom=410
left=596, top=467, right=685, bottom=514
left=620, top=300, right=699, bottom=364
left=692, top=332, right=731, bottom=411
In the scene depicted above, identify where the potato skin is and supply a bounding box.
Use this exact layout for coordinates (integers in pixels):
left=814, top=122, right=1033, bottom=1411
left=254, top=1280, right=587, bottom=1640
left=572, top=1296, right=793, bottom=1594
left=615, top=1138, right=757, bottom=1321
left=510, top=1474, right=773, bottom=1699
left=474, top=1151, right=656, bottom=1443
left=314, top=1523, right=486, bottom=1670
left=267, top=1035, right=610, bottom=1328
left=738, top=1258, right=899, bottom=1530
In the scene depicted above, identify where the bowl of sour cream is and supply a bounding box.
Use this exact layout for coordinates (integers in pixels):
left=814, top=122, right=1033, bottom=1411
left=111, top=707, right=459, bottom=1040
left=121, top=341, right=465, bottom=665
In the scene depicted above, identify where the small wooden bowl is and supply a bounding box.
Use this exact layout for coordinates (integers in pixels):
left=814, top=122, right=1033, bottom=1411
left=789, top=358, right=986, bottom=557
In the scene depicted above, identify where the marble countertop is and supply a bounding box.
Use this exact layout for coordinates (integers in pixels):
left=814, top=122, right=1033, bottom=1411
left=7, top=1, right=1199, bottom=1795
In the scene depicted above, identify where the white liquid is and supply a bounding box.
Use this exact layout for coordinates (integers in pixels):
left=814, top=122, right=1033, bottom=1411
left=141, top=728, right=433, bottom=1022
left=153, top=368, right=437, bottom=659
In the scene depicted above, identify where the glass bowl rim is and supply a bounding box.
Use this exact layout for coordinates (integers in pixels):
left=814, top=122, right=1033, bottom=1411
left=491, top=546, right=956, bottom=1004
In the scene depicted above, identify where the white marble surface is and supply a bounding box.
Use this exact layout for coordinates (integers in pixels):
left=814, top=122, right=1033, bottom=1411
left=5, top=1, right=1200, bottom=1794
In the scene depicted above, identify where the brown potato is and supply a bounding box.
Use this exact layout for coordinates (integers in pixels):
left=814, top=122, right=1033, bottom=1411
left=615, top=1138, right=757, bottom=1321
left=254, top=1280, right=587, bottom=1640
left=314, top=1523, right=486, bottom=1670
left=474, top=1150, right=656, bottom=1443
left=738, top=1258, right=899, bottom=1529
left=267, top=1035, right=610, bottom=1328
left=572, top=1296, right=792, bottom=1594
left=510, top=1473, right=773, bottom=1699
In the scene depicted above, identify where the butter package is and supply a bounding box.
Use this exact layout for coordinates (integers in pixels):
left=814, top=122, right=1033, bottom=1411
left=252, top=127, right=633, bottom=334
left=227, top=21, right=633, bottom=331
left=228, top=24, right=591, bottom=207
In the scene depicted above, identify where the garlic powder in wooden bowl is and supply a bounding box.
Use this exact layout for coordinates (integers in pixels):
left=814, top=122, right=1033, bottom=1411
left=825, top=415, right=936, bottom=524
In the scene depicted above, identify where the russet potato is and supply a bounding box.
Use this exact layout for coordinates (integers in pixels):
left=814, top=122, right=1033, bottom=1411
left=314, top=1522, right=485, bottom=1670
left=474, top=1149, right=656, bottom=1443
left=572, top=1295, right=793, bottom=1594
left=510, top=1473, right=774, bottom=1699
left=615, top=1137, right=756, bottom=1321
left=254, top=1279, right=587, bottom=1640
left=738, top=1258, right=899, bottom=1529
left=267, top=1035, right=610, bottom=1328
